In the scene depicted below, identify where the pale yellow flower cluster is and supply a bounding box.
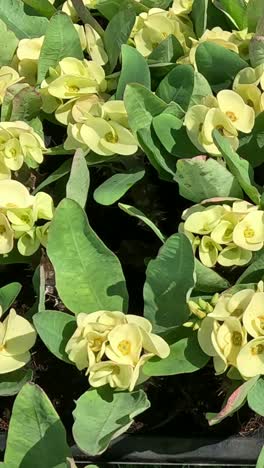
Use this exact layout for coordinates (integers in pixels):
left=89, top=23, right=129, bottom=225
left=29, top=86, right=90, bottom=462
left=198, top=281, right=264, bottom=379
left=0, top=121, right=46, bottom=178
left=233, top=65, right=264, bottom=116
left=0, top=179, right=53, bottom=256
left=0, top=307, right=36, bottom=374
left=41, top=56, right=137, bottom=156
left=130, top=7, right=194, bottom=57
left=185, top=89, right=255, bottom=156
left=66, top=310, right=170, bottom=391
left=182, top=200, right=264, bottom=268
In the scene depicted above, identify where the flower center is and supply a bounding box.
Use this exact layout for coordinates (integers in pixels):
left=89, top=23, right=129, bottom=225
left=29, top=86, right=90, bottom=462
left=244, top=227, right=255, bottom=239
left=118, top=340, right=131, bottom=356
left=66, top=85, right=79, bottom=93
left=226, top=111, right=237, bottom=122
left=251, top=344, right=264, bottom=355
left=0, top=225, right=6, bottom=235
left=0, top=344, right=5, bottom=352
left=105, top=131, right=118, bottom=144
left=231, top=331, right=242, bottom=346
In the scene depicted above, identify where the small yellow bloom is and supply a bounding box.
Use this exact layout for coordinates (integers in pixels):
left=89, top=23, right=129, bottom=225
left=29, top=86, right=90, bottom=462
left=89, top=361, right=133, bottom=390
left=85, top=25, right=108, bottom=66
left=234, top=65, right=264, bottom=88
left=17, top=229, right=40, bottom=256
left=199, top=235, right=221, bottom=268
left=171, top=0, right=193, bottom=15
left=234, top=84, right=262, bottom=115
left=102, top=100, right=129, bottom=128
left=0, top=179, right=33, bottom=209
left=105, top=323, right=143, bottom=366
left=0, top=213, right=13, bottom=254
left=233, top=210, right=264, bottom=251
left=211, top=219, right=234, bottom=244
left=208, top=288, right=254, bottom=321
left=33, top=192, right=54, bottom=221
left=217, top=90, right=255, bottom=134
left=79, top=115, right=138, bottom=156
left=243, top=282, right=264, bottom=338
left=184, top=205, right=225, bottom=235
left=184, top=104, right=209, bottom=152
left=6, top=208, right=34, bottom=233
left=212, top=317, right=247, bottom=374
left=0, top=308, right=36, bottom=373
left=217, top=244, right=252, bottom=266
left=237, top=337, right=264, bottom=378
left=17, top=36, right=44, bottom=85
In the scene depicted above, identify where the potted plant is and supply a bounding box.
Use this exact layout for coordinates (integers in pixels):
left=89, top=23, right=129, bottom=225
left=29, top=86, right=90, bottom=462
left=0, top=0, right=264, bottom=466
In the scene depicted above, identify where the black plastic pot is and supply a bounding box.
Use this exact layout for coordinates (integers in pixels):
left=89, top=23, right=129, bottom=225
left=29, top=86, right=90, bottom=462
left=71, top=432, right=264, bottom=466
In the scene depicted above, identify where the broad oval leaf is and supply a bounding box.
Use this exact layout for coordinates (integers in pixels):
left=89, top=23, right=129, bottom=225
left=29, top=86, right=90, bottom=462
left=4, top=383, right=71, bottom=468
left=72, top=387, right=150, bottom=456
left=191, top=0, right=208, bottom=38
left=33, top=311, right=76, bottom=363
left=47, top=198, right=128, bottom=314
left=0, top=18, right=18, bottom=67
left=0, top=0, right=48, bottom=39
left=247, top=377, right=264, bottom=416
left=22, top=0, right=56, bottom=18
left=116, top=45, right=151, bottom=100
left=175, top=157, right=243, bottom=202
left=195, top=259, right=230, bottom=293
left=66, top=149, right=90, bottom=209
left=94, top=170, right=145, bottom=206
left=144, top=233, right=195, bottom=332
left=0, top=282, right=21, bottom=312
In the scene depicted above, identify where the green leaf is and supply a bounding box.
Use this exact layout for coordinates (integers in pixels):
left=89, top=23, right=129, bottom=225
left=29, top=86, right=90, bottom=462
left=0, top=19, right=18, bottom=67
left=116, top=45, right=151, bottom=100
left=213, top=130, right=261, bottom=205
left=104, top=3, right=136, bottom=73
left=34, top=159, right=72, bottom=194
left=144, top=329, right=209, bottom=376
left=33, top=311, right=76, bottom=363
left=0, top=369, right=33, bottom=396
left=257, top=445, right=264, bottom=468
left=47, top=198, right=128, bottom=314
left=148, top=35, right=184, bottom=63
left=124, top=83, right=167, bottom=134
left=0, top=282, right=21, bottom=312
left=118, top=203, right=165, bottom=243
left=72, top=387, right=150, bottom=456
left=37, top=12, right=83, bottom=83
left=0, top=0, right=48, bottom=39
left=1, top=84, right=42, bottom=122
left=239, top=112, right=264, bottom=168
left=249, top=17, right=264, bottom=68
left=206, top=376, right=259, bottom=426
left=196, top=42, right=248, bottom=92
left=156, top=65, right=212, bottom=111
left=4, top=383, right=71, bottom=468
left=247, top=0, right=264, bottom=32
left=191, top=0, right=208, bottom=38
left=247, top=377, right=264, bottom=416
left=144, top=233, right=195, bottom=332
left=237, top=250, right=264, bottom=284
left=66, top=149, right=90, bottom=209
left=94, top=170, right=145, bottom=206
left=93, top=0, right=147, bottom=21
left=175, top=157, right=243, bottom=203
left=22, top=0, right=56, bottom=18
left=195, top=259, right=230, bottom=293
left=213, top=0, right=247, bottom=29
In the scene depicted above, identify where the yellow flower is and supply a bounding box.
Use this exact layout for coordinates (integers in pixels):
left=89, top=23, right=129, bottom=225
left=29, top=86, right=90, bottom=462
left=242, top=282, right=264, bottom=338
left=217, top=244, right=252, bottom=266
left=6, top=208, right=34, bottom=233
left=132, top=8, right=193, bottom=57
left=79, top=115, right=138, bottom=156
left=237, top=337, right=264, bottom=378
left=233, top=210, right=264, bottom=251
left=184, top=104, right=209, bottom=152
left=17, top=229, right=40, bottom=256
left=44, top=57, right=107, bottom=99
left=0, top=308, right=36, bottom=373
left=0, top=179, right=33, bottom=209
left=85, top=25, right=108, bottom=66
left=234, top=65, right=264, bottom=88
left=212, top=317, right=247, bottom=374
left=89, top=361, right=133, bottom=390
left=211, top=219, right=235, bottom=244
left=102, top=100, right=129, bottom=128
left=208, top=288, right=254, bottom=321
left=0, top=66, right=21, bottom=104
left=105, top=323, right=143, bottom=366
left=17, top=36, right=44, bottom=85
left=216, top=90, right=255, bottom=133
left=184, top=205, right=225, bottom=235
left=74, top=24, right=87, bottom=51
left=234, top=84, right=262, bottom=115
left=56, top=94, right=103, bottom=125
left=199, top=235, right=221, bottom=268
left=33, top=192, right=54, bottom=221
left=0, top=213, right=13, bottom=254
left=202, top=107, right=239, bottom=155
left=171, top=0, right=193, bottom=15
